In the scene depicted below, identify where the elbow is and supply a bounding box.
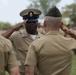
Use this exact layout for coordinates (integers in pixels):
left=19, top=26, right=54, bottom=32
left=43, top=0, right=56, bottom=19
left=9, top=66, right=20, bottom=75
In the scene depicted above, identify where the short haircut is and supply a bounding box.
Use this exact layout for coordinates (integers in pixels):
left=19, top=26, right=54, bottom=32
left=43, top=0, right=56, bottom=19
left=45, top=16, right=62, bottom=27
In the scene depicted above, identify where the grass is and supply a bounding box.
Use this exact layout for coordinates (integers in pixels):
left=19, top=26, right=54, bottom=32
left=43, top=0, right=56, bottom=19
left=6, top=72, right=9, bottom=75
left=71, top=55, right=76, bottom=75
left=6, top=55, right=76, bottom=75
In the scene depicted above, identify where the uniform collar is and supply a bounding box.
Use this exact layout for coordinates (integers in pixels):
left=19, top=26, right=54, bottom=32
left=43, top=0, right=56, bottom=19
left=19, top=29, right=44, bottom=38
left=19, top=29, right=29, bottom=38
left=46, top=31, right=60, bottom=35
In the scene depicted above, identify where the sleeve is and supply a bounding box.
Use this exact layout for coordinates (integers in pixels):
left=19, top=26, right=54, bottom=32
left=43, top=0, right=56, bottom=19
left=69, top=38, right=76, bottom=50
left=7, top=44, right=19, bottom=70
left=25, top=44, right=37, bottom=67
left=9, top=34, right=14, bottom=43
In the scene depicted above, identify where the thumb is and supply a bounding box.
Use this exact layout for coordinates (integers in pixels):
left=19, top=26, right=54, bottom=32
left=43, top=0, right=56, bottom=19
left=21, top=19, right=28, bottom=25
left=24, top=19, right=28, bottom=23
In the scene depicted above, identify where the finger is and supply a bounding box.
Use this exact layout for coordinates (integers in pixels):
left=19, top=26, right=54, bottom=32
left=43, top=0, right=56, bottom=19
left=18, top=19, right=27, bottom=25
left=23, top=19, right=28, bottom=24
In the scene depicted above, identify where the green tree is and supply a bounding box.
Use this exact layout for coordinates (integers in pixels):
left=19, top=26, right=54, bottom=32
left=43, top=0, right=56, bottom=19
left=62, top=3, right=76, bottom=26
left=0, top=22, right=11, bottom=30
left=28, top=0, right=61, bottom=15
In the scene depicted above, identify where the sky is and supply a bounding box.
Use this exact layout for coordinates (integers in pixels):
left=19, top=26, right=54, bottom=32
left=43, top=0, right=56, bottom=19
left=0, top=0, right=74, bottom=25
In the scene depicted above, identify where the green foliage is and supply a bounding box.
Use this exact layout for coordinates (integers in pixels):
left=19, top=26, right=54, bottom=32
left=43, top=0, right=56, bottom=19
left=6, top=72, right=9, bottom=75
left=62, top=3, right=76, bottom=26
left=0, top=21, right=11, bottom=30
left=28, top=0, right=61, bottom=15
left=71, top=55, right=76, bottom=75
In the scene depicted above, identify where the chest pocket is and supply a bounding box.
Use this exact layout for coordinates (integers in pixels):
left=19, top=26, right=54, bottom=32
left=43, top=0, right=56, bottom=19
left=18, top=46, right=28, bottom=51
left=17, top=47, right=28, bottom=64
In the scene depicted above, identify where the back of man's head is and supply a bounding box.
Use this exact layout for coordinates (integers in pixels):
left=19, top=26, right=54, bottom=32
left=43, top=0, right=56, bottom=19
left=44, top=6, right=62, bottom=30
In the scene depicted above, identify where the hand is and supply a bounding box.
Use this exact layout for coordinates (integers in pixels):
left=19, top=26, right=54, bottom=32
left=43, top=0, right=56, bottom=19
left=60, top=24, right=69, bottom=34
left=12, top=20, right=28, bottom=31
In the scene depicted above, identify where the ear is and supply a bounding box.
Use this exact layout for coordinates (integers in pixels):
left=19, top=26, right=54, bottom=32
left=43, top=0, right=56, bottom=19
left=44, top=20, right=47, bottom=27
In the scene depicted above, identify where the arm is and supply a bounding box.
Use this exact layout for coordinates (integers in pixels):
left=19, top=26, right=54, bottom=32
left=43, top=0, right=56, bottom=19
left=7, top=41, right=20, bottom=75
left=2, top=20, right=27, bottom=38
left=9, top=67, right=20, bottom=75
left=60, top=25, right=76, bottom=40
left=25, top=44, right=37, bottom=75
left=25, top=65, right=35, bottom=75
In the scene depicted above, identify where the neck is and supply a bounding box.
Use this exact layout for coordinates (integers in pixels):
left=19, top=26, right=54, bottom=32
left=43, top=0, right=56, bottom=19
left=46, top=28, right=59, bottom=33
left=30, top=31, right=38, bottom=35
